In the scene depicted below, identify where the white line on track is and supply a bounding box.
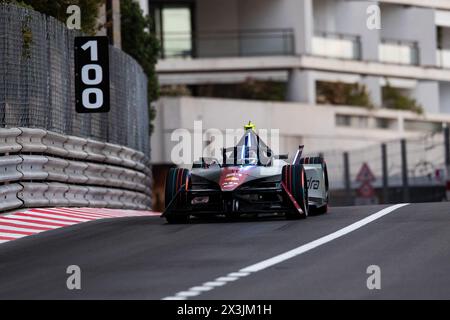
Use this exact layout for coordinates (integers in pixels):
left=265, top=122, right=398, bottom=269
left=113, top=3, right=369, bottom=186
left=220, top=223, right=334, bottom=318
left=0, top=226, right=46, bottom=233
left=162, top=203, right=409, bottom=300
left=5, top=215, right=75, bottom=225
left=0, top=218, right=59, bottom=229
left=0, top=232, right=25, bottom=238
left=21, top=211, right=89, bottom=222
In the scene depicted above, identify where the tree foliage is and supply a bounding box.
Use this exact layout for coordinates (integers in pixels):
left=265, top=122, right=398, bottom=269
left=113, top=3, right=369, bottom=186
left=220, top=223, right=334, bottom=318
left=316, top=81, right=374, bottom=108
left=382, top=83, right=423, bottom=114
left=1, top=0, right=104, bottom=34
left=240, top=78, right=285, bottom=101
left=120, top=0, right=160, bottom=133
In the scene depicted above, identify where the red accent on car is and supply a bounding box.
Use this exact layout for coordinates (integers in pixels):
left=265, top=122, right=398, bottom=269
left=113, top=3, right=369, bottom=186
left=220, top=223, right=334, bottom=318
left=219, top=167, right=253, bottom=191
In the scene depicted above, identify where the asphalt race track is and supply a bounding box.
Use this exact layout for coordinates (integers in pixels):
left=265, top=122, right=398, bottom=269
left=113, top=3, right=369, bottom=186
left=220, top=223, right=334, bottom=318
left=1, top=202, right=450, bottom=299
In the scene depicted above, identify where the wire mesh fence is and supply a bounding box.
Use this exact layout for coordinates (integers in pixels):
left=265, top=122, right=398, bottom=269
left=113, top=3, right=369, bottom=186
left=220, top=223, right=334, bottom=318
left=306, top=130, right=448, bottom=205
left=316, top=133, right=447, bottom=190
left=0, top=4, right=149, bottom=155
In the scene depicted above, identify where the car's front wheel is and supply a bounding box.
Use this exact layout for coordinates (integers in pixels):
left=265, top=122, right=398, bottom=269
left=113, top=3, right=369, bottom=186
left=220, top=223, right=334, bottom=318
left=282, top=164, right=308, bottom=219
left=164, top=167, right=190, bottom=224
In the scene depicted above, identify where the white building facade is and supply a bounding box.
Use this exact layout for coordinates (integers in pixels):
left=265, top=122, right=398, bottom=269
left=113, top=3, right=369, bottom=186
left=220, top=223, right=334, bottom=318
left=139, top=0, right=450, bottom=164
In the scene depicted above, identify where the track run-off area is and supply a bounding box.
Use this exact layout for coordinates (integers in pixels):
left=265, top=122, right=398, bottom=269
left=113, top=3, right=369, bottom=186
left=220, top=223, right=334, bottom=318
left=1, top=202, right=450, bottom=299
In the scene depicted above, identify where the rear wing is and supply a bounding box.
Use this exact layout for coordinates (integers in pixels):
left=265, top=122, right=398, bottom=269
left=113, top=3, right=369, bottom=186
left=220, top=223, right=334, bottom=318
left=292, top=145, right=304, bottom=165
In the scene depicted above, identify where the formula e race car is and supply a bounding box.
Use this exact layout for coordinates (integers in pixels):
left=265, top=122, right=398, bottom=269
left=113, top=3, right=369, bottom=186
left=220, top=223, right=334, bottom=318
left=163, top=122, right=329, bottom=223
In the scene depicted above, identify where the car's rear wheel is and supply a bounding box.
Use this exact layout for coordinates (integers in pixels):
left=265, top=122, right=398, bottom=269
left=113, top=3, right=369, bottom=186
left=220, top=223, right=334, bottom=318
left=164, top=167, right=190, bottom=224
left=282, top=164, right=308, bottom=219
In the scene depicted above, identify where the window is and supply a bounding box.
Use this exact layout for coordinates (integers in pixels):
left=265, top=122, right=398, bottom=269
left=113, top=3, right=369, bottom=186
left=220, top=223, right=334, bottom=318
left=404, top=120, right=443, bottom=133
left=150, top=1, right=194, bottom=58
left=336, top=115, right=369, bottom=128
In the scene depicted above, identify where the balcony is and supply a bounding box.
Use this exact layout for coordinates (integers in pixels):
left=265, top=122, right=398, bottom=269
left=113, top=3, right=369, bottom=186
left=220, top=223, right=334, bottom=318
left=379, top=39, right=419, bottom=65
left=160, top=29, right=295, bottom=59
left=312, top=32, right=361, bottom=60
left=436, top=49, right=450, bottom=68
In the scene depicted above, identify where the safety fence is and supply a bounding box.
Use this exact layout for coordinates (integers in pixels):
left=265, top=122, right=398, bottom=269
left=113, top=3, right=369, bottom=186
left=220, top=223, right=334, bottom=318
left=0, top=128, right=152, bottom=213
left=0, top=3, right=150, bottom=155
left=306, top=130, right=449, bottom=205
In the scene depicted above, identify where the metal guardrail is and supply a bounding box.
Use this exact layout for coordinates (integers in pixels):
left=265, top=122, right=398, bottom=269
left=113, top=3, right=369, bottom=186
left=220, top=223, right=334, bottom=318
left=379, top=38, right=420, bottom=65
left=161, top=29, right=295, bottom=58
left=436, top=49, right=450, bottom=68
left=0, top=128, right=152, bottom=212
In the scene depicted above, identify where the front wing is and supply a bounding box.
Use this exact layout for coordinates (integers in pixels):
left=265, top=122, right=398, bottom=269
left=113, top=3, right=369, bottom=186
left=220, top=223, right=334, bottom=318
left=163, top=183, right=304, bottom=217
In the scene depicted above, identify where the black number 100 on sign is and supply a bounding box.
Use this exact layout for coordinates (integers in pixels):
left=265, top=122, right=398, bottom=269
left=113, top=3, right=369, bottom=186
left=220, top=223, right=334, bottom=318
left=75, top=36, right=110, bottom=113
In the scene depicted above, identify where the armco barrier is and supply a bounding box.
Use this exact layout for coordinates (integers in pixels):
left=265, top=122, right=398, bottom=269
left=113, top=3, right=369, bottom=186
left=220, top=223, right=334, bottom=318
left=18, top=155, right=49, bottom=180
left=84, top=162, right=107, bottom=186
left=103, top=143, right=123, bottom=166
left=65, top=185, right=89, bottom=207
left=119, top=167, right=138, bottom=191
left=0, top=128, right=22, bottom=154
left=85, top=139, right=106, bottom=162
left=17, top=128, right=47, bottom=153
left=18, top=182, right=50, bottom=207
left=85, top=186, right=108, bottom=208
left=103, top=165, right=125, bottom=188
left=0, top=128, right=152, bottom=213
left=0, top=184, right=23, bottom=211
left=46, top=183, right=70, bottom=206
left=0, top=156, right=23, bottom=183
left=134, top=192, right=150, bottom=210
left=65, top=136, right=88, bottom=160
left=105, top=189, right=124, bottom=209
left=134, top=171, right=149, bottom=193
left=43, top=131, right=69, bottom=158
left=66, top=160, right=89, bottom=184
left=120, top=190, right=139, bottom=209
left=132, top=151, right=146, bottom=172
left=120, top=146, right=138, bottom=169
left=45, top=157, right=69, bottom=182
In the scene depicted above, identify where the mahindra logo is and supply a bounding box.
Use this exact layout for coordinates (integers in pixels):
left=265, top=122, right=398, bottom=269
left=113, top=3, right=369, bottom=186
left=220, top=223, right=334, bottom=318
left=307, top=178, right=320, bottom=190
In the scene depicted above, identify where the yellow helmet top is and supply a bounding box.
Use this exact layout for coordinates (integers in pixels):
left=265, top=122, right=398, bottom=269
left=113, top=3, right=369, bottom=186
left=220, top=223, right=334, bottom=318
left=244, top=121, right=256, bottom=131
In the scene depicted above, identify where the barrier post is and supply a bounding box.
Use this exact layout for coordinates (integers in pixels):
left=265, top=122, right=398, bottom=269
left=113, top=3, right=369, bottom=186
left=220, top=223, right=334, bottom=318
left=381, top=143, right=389, bottom=203
left=343, top=152, right=351, bottom=199
left=401, top=139, right=409, bottom=202
left=444, top=126, right=450, bottom=200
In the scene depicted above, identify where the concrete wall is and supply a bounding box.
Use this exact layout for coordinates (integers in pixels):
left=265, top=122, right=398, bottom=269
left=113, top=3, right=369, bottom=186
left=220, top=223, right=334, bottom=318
left=314, top=0, right=380, bottom=61
left=195, top=0, right=239, bottom=57
left=380, top=3, right=437, bottom=66
left=439, top=82, right=450, bottom=113
left=195, top=0, right=312, bottom=57
left=238, top=0, right=313, bottom=54
left=151, top=97, right=444, bottom=165
left=413, top=81, right=440, bottom=113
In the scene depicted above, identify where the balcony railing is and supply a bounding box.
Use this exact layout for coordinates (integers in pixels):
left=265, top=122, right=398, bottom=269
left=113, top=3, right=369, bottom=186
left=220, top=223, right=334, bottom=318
left=436, top=49, right=450, bottom=68
left=379, top=39, right=419, bottom=65
left=161, top=29, right=295, bottom=59
left=312, top=32, right=361, bottom=60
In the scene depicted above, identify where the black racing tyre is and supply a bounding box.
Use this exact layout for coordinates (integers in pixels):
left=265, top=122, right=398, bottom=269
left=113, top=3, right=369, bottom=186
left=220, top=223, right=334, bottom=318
left=301, top=157, right=330, bottom=215
left=164, top=168, right=190, bottom=224
left=282, top=164, right=308, bottom=219
left=164, top=167, right=190, bottom=208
